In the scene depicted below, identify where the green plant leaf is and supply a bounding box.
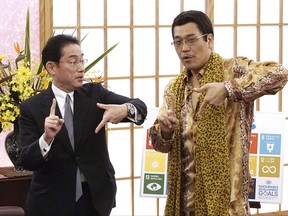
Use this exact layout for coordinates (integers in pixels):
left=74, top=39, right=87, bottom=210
left=80, top=33, right=89, bottom=43
left=15, top=53, right=25, bottom=69
left=84, top=42, right=119, bottom=73
left=0, top=65, right=8, bottom=77
left=24, top=8, right=31, bottom=68
left=36, top=62, right=45, bottom=75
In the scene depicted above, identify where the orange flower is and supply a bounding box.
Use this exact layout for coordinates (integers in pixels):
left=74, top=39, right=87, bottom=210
left=14, top=42, right=21, bottom=55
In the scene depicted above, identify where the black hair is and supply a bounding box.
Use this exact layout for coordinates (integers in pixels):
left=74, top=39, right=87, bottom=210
left=172, top=10, right=214, bottom=40
left=41, top=34, right=80, bottom=68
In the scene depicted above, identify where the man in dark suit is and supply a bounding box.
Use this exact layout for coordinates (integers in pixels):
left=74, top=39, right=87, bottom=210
left=19, top=34, right=147, bottom=216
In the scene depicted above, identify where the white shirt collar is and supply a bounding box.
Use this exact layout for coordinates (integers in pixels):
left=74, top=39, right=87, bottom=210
left=51, top=83, right=74, bottom=115
left=51, top=83, right=74, bottom=102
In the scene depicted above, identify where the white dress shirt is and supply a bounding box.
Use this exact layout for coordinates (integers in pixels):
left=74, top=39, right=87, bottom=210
left=39, top=83, right=73, bottom=156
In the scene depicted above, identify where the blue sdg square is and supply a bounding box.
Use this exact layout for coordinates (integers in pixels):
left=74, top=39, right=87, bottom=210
left=259, top=134, right=281, bottom=155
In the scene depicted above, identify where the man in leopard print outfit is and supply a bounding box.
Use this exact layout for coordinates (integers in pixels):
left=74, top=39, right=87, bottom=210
left=149, top=10, right=288, bottom=216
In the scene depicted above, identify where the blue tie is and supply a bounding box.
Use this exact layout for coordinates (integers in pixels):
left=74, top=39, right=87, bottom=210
left=64, top=94, right=83, bottom=201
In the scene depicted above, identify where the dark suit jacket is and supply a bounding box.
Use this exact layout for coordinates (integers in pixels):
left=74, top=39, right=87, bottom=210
left=19, top=82, right=147, bottom=216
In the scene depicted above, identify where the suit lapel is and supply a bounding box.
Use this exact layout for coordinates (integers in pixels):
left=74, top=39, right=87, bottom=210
left=73, top=90, right=90, bottom=152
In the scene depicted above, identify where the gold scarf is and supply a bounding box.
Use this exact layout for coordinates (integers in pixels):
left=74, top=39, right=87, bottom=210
left=166, top=52, right=231, bottom=215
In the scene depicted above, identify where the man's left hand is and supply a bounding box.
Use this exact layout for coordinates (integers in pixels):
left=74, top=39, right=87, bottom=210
left=193, top=82, right=228, bottom=117
left=95, top=103, right=127, bottom=133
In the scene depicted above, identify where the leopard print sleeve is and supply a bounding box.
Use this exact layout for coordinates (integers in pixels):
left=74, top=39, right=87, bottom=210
left=149, top=122, right=174, bottom=153
left=148, top=80, right=175, bottom=153
left=223, top=57, right=288, bottom=102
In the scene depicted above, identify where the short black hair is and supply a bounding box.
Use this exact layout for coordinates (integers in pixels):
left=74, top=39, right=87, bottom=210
left=172, top=10, right=214, bottom=40
left=41, top=34, right=80, bottom=68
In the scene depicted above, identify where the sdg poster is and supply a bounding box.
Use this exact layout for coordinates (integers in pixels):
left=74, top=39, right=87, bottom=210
left=140, top=109, right=285, bottom=203
left=140, top=108, right=168, bottom=197
left=248, top=112, right=285, bottom=204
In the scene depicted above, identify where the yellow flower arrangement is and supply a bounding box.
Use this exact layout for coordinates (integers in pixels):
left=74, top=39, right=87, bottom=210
left=0, top=8, right=53, bottom=132
left=0, top=47, right=51, bottom=132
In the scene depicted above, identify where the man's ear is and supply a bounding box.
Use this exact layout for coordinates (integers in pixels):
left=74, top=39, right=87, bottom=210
left=46, top=61, right=56, bottom=75
left=207, top=33, right=214, bottom=49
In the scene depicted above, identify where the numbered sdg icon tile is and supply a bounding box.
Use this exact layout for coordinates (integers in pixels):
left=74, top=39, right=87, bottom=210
left=143, top=173, right=165, bottom=195
left=258, top=156, right=280, bottom=178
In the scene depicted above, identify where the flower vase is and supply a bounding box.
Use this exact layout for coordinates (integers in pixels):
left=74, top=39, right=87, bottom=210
left=4, top=120, right=25, bottom=172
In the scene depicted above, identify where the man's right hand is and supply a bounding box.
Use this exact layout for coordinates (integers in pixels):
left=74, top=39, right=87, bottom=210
left=157, top=93, right=179, bottom=140
left=44, top=98, right=64, bottom=144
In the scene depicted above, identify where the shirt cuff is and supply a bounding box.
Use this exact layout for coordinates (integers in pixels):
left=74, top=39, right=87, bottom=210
left=39, top=135, right=53, bottom=157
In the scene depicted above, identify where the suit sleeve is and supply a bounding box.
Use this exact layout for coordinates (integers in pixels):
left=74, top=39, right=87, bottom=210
left=19, top=101, right=47, bottom=171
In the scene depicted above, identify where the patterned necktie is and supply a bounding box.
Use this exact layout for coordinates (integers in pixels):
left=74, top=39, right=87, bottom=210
left=64, top=94, right=83, bottom=201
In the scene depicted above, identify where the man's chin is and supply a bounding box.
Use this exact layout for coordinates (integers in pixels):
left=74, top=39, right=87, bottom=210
left=184, top=65, right=197, bottom=71
left=184, top=63, right=203, bottom=72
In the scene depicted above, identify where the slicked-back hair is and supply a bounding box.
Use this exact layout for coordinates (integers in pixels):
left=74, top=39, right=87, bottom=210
left=42, top=34, right=80, bottom=68
left=172, top=10, right=214, bottom=41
